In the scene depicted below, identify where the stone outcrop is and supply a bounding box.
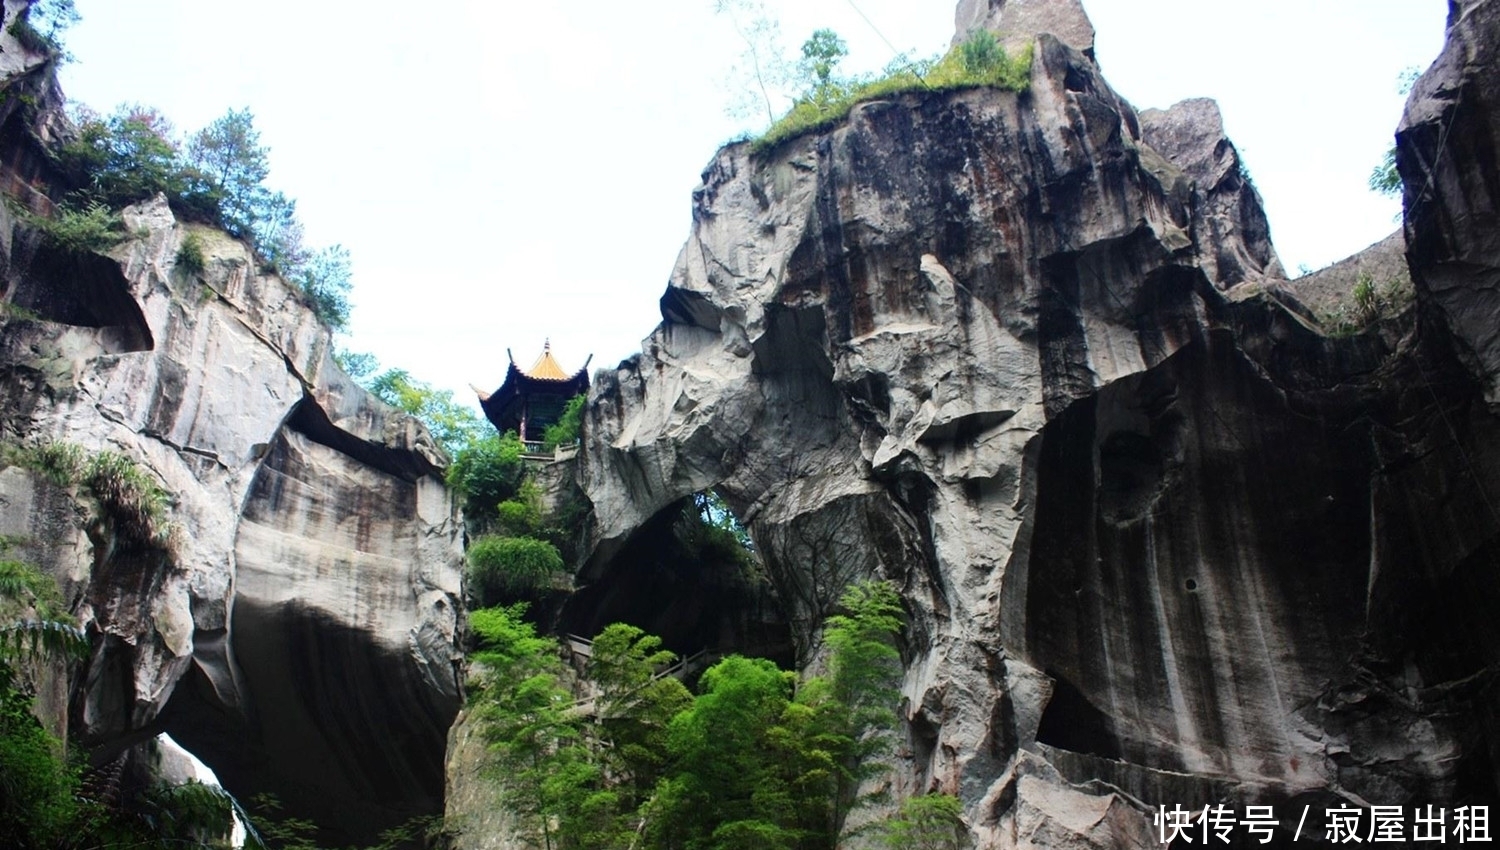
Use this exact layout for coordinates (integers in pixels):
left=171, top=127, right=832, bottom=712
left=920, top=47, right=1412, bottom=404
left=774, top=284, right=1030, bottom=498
left=1400, top=0, right=1500, bottom=406
left=0, top=196, right=464, bottom=843
left=578, top=4, right=1500, bottom=847
left=1138, top=97, right=1285, bottom=288
left=954, top=0, right=1095, bottom=57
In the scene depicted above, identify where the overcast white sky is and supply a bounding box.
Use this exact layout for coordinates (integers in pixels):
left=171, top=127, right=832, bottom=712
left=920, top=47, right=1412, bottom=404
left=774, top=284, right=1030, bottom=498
left=58, top=1, right=1446, bottom=404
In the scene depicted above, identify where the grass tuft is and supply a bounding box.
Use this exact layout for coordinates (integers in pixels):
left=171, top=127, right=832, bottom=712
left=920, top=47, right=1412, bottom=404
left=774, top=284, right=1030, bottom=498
left=82, top=450, right=171, bottom=547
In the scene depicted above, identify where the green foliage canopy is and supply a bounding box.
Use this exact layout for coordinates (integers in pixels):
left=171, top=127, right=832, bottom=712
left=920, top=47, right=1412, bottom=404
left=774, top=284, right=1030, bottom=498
left=366, top=367, right=485, bottom=458
left=61, top=105, right=186, bottom=207
left=880, top=794, right=967, bottom=850
left=446, top=432, right=527, bottom=522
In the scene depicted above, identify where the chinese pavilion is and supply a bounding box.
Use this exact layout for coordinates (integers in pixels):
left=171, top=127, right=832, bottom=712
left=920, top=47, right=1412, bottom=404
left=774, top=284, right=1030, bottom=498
left=475, top=341, right=591, bottom=441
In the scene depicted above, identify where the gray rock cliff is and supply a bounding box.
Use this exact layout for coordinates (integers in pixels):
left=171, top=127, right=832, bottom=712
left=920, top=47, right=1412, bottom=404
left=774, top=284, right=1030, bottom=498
left=0, top=193, right=464, bottom=842
left=1401, top=0, right=1500, bottom=407
left=574, top=4, right=1500, bottom=848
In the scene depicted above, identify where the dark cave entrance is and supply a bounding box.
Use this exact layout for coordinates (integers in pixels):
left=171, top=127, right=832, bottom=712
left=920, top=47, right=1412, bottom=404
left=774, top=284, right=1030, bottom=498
left=558, top=491, right=795, bottom=671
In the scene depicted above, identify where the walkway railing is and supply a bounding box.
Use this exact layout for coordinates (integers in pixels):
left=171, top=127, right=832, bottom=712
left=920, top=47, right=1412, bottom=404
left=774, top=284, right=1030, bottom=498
left=520, top=440, right=580, bottom=462
left=563, top=636, right=719, bottom=716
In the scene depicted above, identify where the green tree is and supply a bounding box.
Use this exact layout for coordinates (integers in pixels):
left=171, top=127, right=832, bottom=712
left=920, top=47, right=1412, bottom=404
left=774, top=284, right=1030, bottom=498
left=824, top=580, right=903, bottom=738
left=797, top=28, right=848, bottom=105
left=714, top=0, right=793, bottom=127
left=9, top=0, right=80, bottom=56
left=334, top=348, right=379, bottom=381
left=469, top=605, right=588, bottom=850
left=649, top=655, right=802, bottom=850
left=0, top=552, right=89, bottom=849
left=290, top=243, right=352, bottom=330
left=692, top=489, right=753, bottom=553
left=366, top=368, right=485, bottom=458
left=0, top=682, right=81, bottom=847
left=588, top=624, right=692, bottom=797
left=1369, top=147, right=1402, bottom=197
left=1370, top=66, right=1422, bottom=199
left=60, top=104, right=185, bottom=207
left=187, top=108, right=272, bottom=239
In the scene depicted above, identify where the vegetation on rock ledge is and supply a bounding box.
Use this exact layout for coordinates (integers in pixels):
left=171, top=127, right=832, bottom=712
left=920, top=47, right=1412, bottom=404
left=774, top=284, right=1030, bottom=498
left=52, top=103, right=354, bottom=329
left=753, top=28, right=1032, bottom=153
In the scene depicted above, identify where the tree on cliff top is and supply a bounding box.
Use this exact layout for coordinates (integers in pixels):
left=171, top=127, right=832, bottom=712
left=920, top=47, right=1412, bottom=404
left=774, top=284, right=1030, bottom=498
left=58, top=103, right=355, bottom=330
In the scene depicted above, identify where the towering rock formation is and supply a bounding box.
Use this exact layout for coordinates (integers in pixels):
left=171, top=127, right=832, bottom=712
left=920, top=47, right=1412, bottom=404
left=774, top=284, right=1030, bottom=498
left=1401, top=0, right=1500, bottom=407
left=0, top=12, right=465, bottom=834
left=578, top=1, right=1500, bottom=846
left=0, top=197, right=465, bottom=843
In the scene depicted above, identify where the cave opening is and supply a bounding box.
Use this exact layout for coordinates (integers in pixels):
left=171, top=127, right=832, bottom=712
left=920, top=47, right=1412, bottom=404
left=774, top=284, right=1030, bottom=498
left=558, top=490, right=794, bottom=671
left=3, top=240, right=154, bottom=353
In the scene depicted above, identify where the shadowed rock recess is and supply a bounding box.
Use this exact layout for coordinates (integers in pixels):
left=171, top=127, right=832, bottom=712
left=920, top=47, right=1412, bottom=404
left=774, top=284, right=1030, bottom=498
left=576, top=2, right=1500, bottom=846
left=0, top=34, right=464, bottom=840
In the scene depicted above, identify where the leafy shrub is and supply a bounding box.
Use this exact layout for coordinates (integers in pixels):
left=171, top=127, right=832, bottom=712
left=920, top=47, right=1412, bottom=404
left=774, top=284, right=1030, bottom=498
left=467, top=535, right=565, bottom=603
left=0, top=558, right=65, bottom=622
left=175, top=231, right=206, bottom=276
left=29, top=201, right=125, bottom=254
left=2, top=442, right=171, bottom=549
left=541, top=393, right=586, bottom=448
left=1322, top=272, right=1412, bottom=336
left=958, top=29, right=1002, bottom=76
left=496, top=480, right=544, bottom=537
left=0, top=302, right=41, bottom=321
left=880, top=794, right=967, bottom=850
left=447, top=432, right=526, bottom=523
left=0, top=683, right=81, bottom=848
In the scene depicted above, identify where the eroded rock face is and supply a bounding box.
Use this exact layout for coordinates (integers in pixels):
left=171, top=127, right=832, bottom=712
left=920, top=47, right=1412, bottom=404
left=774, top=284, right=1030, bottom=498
left=580, top=6, right=1500, bottom=847
left=0, top=197, right=463, bottom=843
left=1401, top=0, right=1500, bottom=405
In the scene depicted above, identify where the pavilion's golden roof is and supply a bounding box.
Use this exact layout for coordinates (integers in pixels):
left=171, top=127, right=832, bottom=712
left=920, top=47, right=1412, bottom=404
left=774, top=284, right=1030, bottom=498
left=524, top=341, right=572, bottom=381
